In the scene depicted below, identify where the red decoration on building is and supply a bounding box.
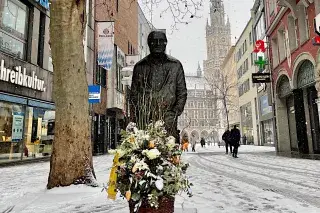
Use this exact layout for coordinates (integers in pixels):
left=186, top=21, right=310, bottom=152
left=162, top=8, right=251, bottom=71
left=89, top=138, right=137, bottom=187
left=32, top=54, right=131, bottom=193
left=253, top=40, right=266, bottom=53
left=312, top=36, right=320, bottom=46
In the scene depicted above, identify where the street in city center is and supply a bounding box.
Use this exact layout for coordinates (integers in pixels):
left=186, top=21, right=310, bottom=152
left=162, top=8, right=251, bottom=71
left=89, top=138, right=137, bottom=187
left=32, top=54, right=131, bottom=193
left=1, top=145, right=320, bottom=213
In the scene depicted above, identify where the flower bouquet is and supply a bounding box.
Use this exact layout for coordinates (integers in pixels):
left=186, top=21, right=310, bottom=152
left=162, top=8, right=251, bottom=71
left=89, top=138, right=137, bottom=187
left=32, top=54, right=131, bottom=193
left=106, top=121, right=192, bottom=213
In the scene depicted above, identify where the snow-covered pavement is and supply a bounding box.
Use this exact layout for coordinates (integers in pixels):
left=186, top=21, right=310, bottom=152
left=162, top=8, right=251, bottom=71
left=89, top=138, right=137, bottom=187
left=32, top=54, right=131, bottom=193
left=1, top=145, right=320, bottom=213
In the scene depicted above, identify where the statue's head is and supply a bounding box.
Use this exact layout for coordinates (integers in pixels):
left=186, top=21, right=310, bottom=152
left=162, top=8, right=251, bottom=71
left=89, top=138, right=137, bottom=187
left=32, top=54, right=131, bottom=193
left=147, top=31, right=167, bottom=54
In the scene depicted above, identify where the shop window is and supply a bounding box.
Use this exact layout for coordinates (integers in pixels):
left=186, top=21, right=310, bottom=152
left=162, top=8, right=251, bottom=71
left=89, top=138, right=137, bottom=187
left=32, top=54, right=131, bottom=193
left=96, top=65, right=107, bottom=87
left=37, top=12, right=46, bottom=67
left=271, top=37, right=279, bottom=68
left=297, top=4, right=309, bottom=44
left=277, top=29, right=286, bottom=61
left=287, top=15, right=297, bottom=51
left=24, top=107, right=55, bottom=158
left=0, top=102, right=24, bottom=162
left=0, top=0, right=29, bottom=60
left=116, top=63, right=124, bottom=92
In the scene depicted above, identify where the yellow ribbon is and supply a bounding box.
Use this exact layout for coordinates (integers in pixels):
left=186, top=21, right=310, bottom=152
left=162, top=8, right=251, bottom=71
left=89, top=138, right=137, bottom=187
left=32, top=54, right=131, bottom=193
left=107, top=152, right=120, bottom=200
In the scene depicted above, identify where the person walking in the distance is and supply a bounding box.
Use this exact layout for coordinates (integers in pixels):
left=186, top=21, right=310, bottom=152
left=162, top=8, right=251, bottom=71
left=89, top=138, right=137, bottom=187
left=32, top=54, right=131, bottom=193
left=200, top=137, right=206, bottom=148
left=190, top=133, right=197, bottom=152
left=230, top=125, right=241, bottom=158
left=222, top=128, right=232, bottom=154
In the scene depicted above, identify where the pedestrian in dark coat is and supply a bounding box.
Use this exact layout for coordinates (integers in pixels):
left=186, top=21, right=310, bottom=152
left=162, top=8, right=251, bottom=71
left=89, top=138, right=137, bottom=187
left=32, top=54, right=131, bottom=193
left=200, top=137, right=205, bottom=148
left=222, top=129, right=232, bottom=154
left=229, top=125, right=241, bottom=158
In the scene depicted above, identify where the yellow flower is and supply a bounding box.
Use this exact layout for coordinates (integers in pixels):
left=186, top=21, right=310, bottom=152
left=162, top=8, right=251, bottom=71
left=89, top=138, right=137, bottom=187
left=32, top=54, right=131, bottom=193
left=173, top=155, right=180, bottom=164
left=132, top=164, right=138, bottom=173
left=125, top=190, right=131, bottom=201
left=129, top=136, right=135, bottom=143
left=149, top=140, right=155, bottom=148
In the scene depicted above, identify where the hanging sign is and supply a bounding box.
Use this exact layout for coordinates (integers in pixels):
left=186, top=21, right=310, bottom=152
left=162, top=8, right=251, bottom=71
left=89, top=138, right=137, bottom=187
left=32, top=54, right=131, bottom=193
left=97, top=22, right=114, bottom=70
left=312, top=36, right=320, bottom=46
left=88, top=85, right=101, bottom=103
left=11, top=112, right=24, bottom=142
left=313, top=14, right=320, bottom=46
left=254, top=56, right=268, bottom=72
left=253, top=40, right=266, bottom=53
left=252, top=73, right=271, bottom=83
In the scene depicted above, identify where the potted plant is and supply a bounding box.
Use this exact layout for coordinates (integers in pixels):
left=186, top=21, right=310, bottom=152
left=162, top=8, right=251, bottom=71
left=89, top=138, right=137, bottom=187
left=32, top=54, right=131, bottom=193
left=106, top=121, right=192, bottom=213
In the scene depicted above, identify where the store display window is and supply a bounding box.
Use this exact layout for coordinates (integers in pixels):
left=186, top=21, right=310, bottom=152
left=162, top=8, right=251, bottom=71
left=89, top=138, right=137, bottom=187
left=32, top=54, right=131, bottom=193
left=23, top=107, right=55, bottom=158
left=0, top=101, right=24, bottom=162
left=0, top=0, right=29, bottom=59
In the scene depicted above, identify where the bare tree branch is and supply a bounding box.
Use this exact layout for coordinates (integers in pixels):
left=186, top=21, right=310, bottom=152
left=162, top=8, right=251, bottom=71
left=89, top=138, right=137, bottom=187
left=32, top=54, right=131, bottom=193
left=205, top=68, right=239, bottom=129
left=140, top=0, right=203, bottom=32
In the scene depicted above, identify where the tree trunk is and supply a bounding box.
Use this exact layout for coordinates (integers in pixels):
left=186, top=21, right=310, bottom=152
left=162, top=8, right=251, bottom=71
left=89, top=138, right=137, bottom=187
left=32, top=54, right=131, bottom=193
left=47, top=0, right=93, bottom=189
left=223, top=97, right=229, bottom=129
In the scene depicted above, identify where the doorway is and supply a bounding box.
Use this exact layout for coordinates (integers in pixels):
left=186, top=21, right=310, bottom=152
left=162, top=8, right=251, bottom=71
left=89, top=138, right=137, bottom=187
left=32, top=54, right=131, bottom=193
left=286, top=95, right=298, bottom=151
left=307, top=86, right=320, bottom=154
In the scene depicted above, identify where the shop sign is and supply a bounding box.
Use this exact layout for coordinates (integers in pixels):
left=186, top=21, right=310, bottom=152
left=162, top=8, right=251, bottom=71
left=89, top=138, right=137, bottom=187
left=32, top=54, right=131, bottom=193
left=253, top=40, right=266, bottom=53
left=252, top=73, right=271, bottom=83
left=126, top=55, right=140, bottom=67
left=0, top=60, right=46, bottom=92
left=254, top=55, right=268, bottom=72
left=34, top=0, right=50, bottom=10
left=11, top=112, right=24, bottom=142
left=88, top=85, right=101, bottom=103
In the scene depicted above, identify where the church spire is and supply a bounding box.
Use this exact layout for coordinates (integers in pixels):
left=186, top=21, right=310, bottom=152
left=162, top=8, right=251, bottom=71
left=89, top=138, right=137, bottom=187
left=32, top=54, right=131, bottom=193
left=197, top=62, right=202, bottom=77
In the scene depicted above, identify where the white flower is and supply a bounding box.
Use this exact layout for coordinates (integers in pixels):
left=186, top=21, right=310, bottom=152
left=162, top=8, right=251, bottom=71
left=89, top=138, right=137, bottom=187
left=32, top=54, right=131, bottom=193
left=143, top=148, right=161, bottom=160
left=142, top=133, right=150, bottom=141
left=108, top=149, right=116, bottom=154
left=126, top=122, right=137, bottom=132
left=155, top=177, right=164, bottom=190
left=155, top=120, right=165, bottom=128
left=166, top=136, right=176, bottom=149
left=133, top=160, right=149, bottom=172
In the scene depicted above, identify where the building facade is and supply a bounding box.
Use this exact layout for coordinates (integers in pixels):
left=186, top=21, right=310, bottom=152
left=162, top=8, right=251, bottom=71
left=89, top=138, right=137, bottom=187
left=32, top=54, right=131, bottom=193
left=266, top=0, right=320, bottom=154
left=0, top=0, right=54, bottom=163
left=236, top=18, right=259, bottom=145
left=138, top=4, right=155, bottom=60
left=178, top=65, right=219, bottom=143
left=251, top=0, right=275, bottom=146
left=221, top=46, right=240, bottom=128
left=95, top=0, right=138, bottom=152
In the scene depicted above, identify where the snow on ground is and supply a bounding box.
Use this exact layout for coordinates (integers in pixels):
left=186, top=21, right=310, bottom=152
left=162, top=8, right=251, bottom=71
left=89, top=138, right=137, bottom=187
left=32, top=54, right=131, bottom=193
left=0, top=145, right=320, bottom=213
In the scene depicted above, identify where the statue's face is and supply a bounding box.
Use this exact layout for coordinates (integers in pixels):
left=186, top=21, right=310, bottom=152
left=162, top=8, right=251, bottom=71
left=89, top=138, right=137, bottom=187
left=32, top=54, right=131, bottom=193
left=148, top=31, right=167, bottom=54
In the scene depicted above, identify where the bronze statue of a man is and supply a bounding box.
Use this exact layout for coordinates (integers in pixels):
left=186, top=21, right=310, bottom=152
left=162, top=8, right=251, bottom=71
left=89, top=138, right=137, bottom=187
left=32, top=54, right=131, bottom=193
left=129, top=31, right=187, bottom=143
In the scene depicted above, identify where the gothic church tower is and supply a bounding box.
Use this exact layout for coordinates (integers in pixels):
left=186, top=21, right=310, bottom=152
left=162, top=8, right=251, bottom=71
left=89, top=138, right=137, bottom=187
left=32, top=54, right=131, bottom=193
left=204, top=0, right=231, bottom=78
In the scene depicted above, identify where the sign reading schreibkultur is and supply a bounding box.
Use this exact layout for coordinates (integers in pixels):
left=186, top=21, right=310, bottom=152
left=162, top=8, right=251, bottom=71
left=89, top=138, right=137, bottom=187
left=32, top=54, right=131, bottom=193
left=0, top=60, right=46, bottom=92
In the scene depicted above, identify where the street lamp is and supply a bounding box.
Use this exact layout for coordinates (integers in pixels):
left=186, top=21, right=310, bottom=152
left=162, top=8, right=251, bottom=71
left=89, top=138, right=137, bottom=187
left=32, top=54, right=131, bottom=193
left=121, top=66, right=133, bottom=125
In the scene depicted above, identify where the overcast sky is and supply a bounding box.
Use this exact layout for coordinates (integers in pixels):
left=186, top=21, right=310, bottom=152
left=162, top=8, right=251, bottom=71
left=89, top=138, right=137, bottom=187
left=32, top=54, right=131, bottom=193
left=140, top=0, right=255, bottom=75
